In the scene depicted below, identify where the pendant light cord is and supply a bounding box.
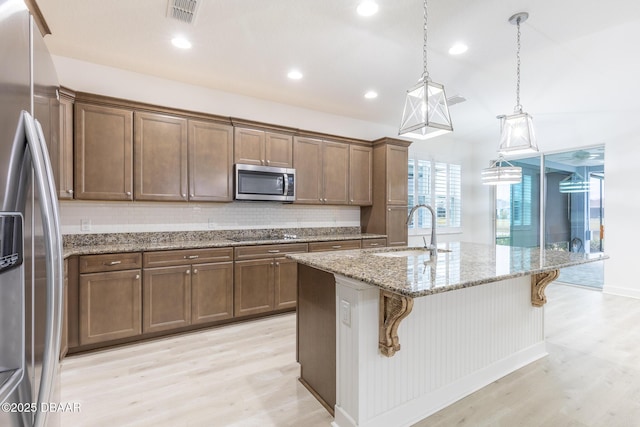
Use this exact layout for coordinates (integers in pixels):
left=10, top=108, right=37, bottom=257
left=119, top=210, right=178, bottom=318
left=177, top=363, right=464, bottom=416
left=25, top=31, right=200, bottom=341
left=422, top=0, right=429, bottom=81
left=515, top=16, right=522, bottom=112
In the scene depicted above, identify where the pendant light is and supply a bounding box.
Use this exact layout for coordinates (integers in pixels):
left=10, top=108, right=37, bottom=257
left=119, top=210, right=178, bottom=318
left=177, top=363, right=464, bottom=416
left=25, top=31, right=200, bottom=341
left=559, top=173, right=590, bottom=193
left=498, top=12, right=537, bottom=155
left=481, top=156, right=522, bottom=185
left=398, top=0, right=453, bottom=140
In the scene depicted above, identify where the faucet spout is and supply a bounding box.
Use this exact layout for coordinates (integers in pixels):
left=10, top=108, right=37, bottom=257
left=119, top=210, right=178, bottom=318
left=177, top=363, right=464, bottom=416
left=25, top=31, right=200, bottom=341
left=406, top=204, right=438, bottom=252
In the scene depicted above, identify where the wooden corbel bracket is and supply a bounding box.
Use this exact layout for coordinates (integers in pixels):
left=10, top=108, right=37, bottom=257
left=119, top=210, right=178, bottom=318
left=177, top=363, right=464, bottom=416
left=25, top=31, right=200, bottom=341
left=379, top=290, right=414, bottom=357
left=531, top=269, right=560, bottom=307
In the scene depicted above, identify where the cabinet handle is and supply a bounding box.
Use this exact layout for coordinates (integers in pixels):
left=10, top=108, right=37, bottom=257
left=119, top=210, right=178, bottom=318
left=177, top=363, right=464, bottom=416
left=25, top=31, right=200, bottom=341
left=135, top=274, right=140, bottom=280
left=126, top=191, right=131, bottom=196
left=267, top=250, right=280, bottom=253
left=186, top=269, right=191, bottom=275
left=67, top=189, right=73, bottom=194
left=369, top=243, right=379, bottom=247
left=193, top=269, right=198, bottom=274
left=104, top=260, right=121, bottom=266
left=332, top=245, right=342, bottom=249
left=184, top=255, right=199, bottom=259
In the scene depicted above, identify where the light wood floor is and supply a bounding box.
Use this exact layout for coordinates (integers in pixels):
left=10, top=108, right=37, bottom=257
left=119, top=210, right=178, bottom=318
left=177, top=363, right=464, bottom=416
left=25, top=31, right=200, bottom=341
left=60, top=283, right=640, bottom=427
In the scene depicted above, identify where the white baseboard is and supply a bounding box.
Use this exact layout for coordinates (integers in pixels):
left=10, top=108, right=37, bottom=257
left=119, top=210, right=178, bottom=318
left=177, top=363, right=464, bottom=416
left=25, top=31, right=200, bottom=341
left=603, top=286, right=640, bottom=299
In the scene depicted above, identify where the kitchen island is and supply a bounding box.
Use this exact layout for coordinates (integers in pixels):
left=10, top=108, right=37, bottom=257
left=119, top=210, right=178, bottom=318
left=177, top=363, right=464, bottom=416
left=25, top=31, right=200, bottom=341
left=289, top=242, right=607, bottom=427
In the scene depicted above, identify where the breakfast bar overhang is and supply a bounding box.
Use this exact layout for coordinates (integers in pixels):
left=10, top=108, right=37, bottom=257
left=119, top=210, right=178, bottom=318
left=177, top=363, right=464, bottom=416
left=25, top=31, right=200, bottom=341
left=289, top=242, right=607, bottom=427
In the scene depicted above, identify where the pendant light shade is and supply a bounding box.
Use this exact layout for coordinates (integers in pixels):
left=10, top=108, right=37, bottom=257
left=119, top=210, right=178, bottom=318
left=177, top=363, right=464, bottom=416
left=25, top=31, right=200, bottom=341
left=497, top=12, right=537, bottom=155
left=398, top=0, right=452, bottom=140
left=482, top=157, right=522, bottom=185
left=399, top=78, right=453, bottom=139
left=559, top=173, right=590, bottom=193
left=498, top=111, right=538, bottom=155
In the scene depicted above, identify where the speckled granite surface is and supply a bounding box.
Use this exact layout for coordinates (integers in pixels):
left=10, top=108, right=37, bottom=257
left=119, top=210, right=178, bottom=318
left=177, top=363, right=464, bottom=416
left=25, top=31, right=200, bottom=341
left=287, top=242, right=609, bottom=298
left=63, top=227, right=385, bottom=257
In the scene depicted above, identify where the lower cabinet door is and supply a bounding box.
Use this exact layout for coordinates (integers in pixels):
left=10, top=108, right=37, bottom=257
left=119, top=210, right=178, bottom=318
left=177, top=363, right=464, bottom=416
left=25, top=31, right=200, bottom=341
left=143, top=265, right=191, bottom=333
left=234, top=258, right=275, bottom=317
left=386, top=205, right=409, bottom=246
left=191, top=261, right=234, bottom=324
left=79, top=269, right=142, bottom=345
left=274, top=257, right=298, bottom=310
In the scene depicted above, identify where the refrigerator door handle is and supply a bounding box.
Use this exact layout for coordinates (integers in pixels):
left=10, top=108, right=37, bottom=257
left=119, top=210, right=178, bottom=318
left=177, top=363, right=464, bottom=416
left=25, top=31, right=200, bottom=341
left=23, top=111, right=64, bottom=427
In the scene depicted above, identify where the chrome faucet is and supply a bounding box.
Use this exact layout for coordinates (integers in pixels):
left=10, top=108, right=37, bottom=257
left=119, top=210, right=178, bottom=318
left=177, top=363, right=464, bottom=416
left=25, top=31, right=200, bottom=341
left=406, top=204, right=437, bottom=252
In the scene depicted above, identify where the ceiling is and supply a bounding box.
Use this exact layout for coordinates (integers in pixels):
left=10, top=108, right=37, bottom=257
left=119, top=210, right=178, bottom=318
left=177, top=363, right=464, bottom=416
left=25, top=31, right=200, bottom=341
left=37, top=0, right=640, bottom=146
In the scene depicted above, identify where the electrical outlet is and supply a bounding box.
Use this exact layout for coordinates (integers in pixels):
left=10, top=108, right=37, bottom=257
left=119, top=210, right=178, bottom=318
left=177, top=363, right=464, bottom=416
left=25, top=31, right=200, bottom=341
left=81, top=219, right=91, bottom=232
left=340, top=300, right=351, bottom=326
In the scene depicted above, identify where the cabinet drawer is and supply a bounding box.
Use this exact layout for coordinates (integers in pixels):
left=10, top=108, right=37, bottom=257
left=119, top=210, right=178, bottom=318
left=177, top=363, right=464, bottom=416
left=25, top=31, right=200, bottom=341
left=143, top=247, right=233, bottom=268
left=308, top=240, right=362, bottom=252
left=362, top=238, right=387, bottom=248
left=234, top=243, right=308, bottom=260
left=79, top=252, right=142, bottom=273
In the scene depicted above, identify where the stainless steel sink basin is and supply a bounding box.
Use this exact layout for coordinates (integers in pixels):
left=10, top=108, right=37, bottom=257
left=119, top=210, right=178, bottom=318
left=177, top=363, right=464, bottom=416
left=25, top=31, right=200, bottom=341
left=373, top=248, right=451, bottom=258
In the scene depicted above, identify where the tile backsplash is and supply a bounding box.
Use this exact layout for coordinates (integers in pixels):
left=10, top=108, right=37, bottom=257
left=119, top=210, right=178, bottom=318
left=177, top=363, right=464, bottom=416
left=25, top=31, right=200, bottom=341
left=60, top=201, right=361, bottom=234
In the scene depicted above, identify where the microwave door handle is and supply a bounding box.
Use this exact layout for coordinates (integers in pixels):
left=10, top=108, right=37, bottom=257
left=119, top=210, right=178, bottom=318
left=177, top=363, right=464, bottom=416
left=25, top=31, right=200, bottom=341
left=283, top=173, right=289, bottom=196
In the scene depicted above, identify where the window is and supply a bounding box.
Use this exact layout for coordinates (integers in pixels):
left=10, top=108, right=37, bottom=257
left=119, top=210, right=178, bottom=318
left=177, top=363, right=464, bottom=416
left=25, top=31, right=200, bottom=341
left=408, top=158, right=461, bottom=231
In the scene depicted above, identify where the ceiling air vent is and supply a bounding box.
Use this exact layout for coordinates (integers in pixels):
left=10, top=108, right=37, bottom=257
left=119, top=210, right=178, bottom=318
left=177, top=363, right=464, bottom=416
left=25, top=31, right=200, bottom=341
left=446, top=95, right=467, bottom=107
left=167, top=0, right=200, bottom=24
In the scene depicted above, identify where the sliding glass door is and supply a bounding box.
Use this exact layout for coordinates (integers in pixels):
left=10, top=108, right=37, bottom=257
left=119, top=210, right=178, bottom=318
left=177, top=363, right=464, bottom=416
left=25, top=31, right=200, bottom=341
left=494, top=146, right=605, bottom=289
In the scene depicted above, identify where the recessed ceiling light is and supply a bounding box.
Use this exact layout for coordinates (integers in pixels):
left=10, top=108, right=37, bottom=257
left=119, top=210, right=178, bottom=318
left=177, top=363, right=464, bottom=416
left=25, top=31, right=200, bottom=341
left=364, top=91, right=378, bottom=99
left=287, top=69, right=303, bottom=80
left=448, top=42, right=468, bottom=55
left=171, top=36, right=192, bottom=49
left=357, top=1, right=379, bottom=17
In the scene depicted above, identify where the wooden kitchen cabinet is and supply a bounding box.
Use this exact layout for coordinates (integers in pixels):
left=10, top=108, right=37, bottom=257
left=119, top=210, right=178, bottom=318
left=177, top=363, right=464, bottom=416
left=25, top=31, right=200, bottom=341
left=308, top=240, right=362, bottom=252
left=51, top=88, right=75, bottom=200
left=143, top=248, right=234, bottom=333
left=293, top=137, right=349, bottom=205
left=361, top=238, right=387, bottom=248
left=361, top=138, right=411, bottom=247
left=74, top=102, right=134, bottom=200
left=134, top=111, right=188, bottom=201
left=60, top=259, right=68, bottom=359
left=78, top=253, right=142, bottom=345
left=234, top=243, right=308, bottom=317
left=188, top=119, right=234, bottom=202
left=234, top=127, right=293, bottom=168
left=349, top=144, right=373, bottom=206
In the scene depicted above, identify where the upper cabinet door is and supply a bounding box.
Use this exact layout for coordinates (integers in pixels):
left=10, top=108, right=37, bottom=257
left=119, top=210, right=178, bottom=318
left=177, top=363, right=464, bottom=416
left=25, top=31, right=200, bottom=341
left=265, top=132, right=293, bottom=168
left=188, top=120, right=233, bottom=202
left=322, top=141, right=349, bottom=205
left=74, top=102, right=133, bottom=201
left=349, top=145, right=372, bottom=206
left=57, top=93, right=74, bottom=199
left=234, top=127, right=265, bottom=166
left=293, top=137, right=323, bottom=204
left=134, top=112, right=188, bottom=201
left=386, top=144, right=408, bottom=205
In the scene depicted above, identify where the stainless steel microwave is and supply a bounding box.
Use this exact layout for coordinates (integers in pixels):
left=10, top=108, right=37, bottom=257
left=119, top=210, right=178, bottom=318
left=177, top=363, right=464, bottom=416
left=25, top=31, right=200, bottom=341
left=234, top=164, right=296, bottom=202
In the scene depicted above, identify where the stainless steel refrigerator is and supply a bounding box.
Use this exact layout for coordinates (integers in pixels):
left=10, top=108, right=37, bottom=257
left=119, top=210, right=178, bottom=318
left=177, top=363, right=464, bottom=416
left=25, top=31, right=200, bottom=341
left=0, top=1, right=64, bottom=426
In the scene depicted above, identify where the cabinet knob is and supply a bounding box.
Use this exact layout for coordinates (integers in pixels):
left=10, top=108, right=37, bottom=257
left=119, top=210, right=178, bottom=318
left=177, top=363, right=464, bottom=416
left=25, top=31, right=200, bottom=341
left=266, top=160, right=270, bottom=165
left=67, top=189, right=73, bottom=194
left=275, top=262, right=279, bottom=266
left=182, top=193, right=187, bottom=198
left=186, top=269, right=191, bottom=275
left=126, top=191, right=131, bottom=196
left=135, top=274, right=140, bottom=280
left=190, top=193, right=194, bottom=198
left=193, top=269, right=198, bottom=274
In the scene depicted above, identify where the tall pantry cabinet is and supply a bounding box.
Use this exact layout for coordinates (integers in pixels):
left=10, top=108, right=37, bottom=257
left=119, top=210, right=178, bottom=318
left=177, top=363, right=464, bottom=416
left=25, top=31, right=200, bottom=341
left=360, top=137, right=412, bottom=246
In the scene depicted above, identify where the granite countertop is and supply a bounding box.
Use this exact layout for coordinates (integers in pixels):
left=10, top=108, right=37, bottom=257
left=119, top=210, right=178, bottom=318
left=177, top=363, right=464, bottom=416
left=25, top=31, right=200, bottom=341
left=287, top=242, right=608, bottom=298
left=63, top=228, right=386, bottom=257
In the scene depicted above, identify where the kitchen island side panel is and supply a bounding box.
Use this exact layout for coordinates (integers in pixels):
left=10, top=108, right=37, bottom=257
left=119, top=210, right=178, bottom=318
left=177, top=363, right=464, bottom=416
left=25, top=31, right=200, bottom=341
left=333, top=275, right=546, bottom=427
